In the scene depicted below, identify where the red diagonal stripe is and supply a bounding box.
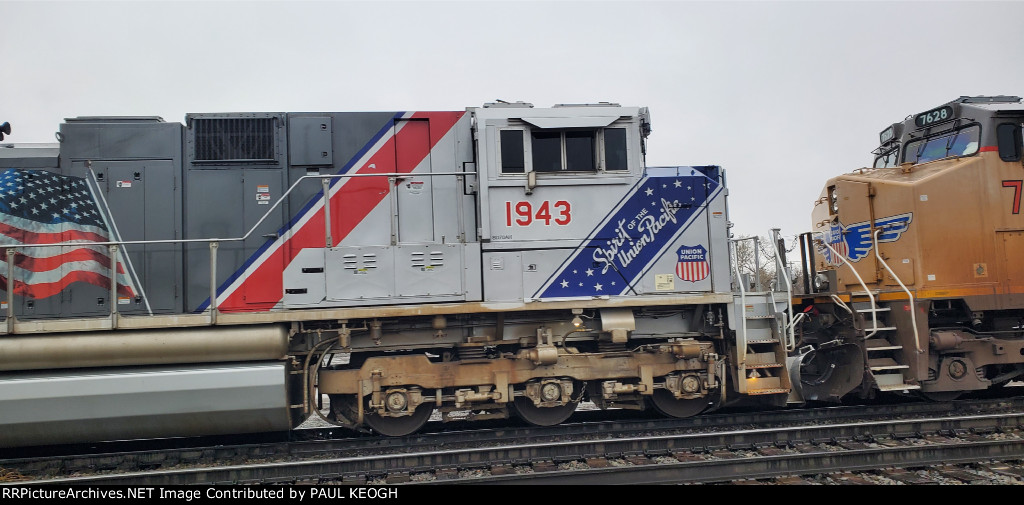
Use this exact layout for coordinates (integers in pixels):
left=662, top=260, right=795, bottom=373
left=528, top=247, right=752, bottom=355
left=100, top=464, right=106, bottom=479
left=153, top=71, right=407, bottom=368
left=219, top=111, right=465, bottom=312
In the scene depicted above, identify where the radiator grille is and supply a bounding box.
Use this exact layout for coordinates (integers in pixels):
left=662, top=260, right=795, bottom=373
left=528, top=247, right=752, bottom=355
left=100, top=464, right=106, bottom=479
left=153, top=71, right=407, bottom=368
left=193, top=118, right=276, bottom=162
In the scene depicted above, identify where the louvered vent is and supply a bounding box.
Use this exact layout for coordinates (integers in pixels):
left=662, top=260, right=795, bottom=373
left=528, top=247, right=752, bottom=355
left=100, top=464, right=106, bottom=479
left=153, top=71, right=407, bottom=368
left=342, top=253, right=378, bottom=270
left=193, top=117, right=276, bottom=162
left=411, top=251, right=444, bottom=268
left=410, top=252, right=426, bottom=268
left=430, top=251, right=444, bottom=267
left=342, top=253, right=358, bottom=270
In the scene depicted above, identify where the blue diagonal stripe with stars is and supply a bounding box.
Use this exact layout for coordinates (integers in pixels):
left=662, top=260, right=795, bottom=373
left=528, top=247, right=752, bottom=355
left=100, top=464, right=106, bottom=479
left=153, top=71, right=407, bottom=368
left=534, top=166, right=721, bottom=298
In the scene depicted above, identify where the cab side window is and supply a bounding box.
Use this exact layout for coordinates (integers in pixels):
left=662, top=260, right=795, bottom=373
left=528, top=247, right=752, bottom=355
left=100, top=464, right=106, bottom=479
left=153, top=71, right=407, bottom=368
left=531, top=131, right=564, bottom=172
left=564, top=131, right=596, bottom=171
left=604, top=128, right=628, bottom=171
left=997, top=123, right=1023, bottom=162
left=499, top=130, right=525, bottom=173
left=874, top=148, right=899, bottom=168
left=499, top=126, right=629, bottom=174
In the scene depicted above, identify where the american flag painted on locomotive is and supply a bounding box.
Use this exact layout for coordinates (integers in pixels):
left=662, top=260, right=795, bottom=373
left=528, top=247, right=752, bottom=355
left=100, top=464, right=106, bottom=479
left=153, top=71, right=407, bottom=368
left=675, top=244, right=709, bottom=282
left=199, top=111, right=465, bottom=312
left=0, top=169, right=137, bottom=300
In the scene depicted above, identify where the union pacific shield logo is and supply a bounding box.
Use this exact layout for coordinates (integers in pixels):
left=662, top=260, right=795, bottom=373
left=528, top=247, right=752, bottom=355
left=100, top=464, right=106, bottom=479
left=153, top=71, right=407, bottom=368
left=676, top=244, right=709, bottom=282
left=823, top=220, right=848, bottom=266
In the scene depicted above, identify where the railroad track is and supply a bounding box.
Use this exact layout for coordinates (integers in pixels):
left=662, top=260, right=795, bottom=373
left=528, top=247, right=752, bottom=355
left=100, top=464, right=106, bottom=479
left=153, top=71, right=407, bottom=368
left=3, top=396, right=1024, bottom=484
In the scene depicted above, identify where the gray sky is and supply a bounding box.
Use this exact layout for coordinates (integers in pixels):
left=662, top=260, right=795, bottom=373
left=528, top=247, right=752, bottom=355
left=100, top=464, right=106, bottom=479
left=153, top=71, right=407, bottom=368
left=3, top=0, right=1022, bottom=241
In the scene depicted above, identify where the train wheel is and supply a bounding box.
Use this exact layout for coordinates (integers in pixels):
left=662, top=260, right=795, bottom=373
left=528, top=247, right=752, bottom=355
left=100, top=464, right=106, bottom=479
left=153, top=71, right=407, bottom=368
left=364, top=403, right=434, bottom=437
left=650, top=389, right=708, bottom=418
left=511, top=396, right=578, bottom=426
left=331, top=394, right=434, bottom=437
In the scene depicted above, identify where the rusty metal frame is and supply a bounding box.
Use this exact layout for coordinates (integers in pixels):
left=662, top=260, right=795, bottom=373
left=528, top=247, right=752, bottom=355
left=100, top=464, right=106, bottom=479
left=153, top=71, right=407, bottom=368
left=318, top=350, right=714, bottom=398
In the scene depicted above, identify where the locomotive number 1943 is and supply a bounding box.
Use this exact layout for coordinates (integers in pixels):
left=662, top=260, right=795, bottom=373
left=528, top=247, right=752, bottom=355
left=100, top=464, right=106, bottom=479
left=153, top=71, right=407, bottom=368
left=504, top=200, right=572, bottom=226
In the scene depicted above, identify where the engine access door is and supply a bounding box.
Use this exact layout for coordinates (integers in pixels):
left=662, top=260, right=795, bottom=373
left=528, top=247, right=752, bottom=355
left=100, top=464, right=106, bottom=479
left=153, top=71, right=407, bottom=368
left=834, top=179, right=878, bottom=287
left=72, top=160, right=182, bottom=315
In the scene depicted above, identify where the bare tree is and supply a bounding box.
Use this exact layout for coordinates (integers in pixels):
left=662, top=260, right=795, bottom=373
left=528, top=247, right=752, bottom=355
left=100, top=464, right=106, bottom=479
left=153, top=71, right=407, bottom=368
left=732, top=234, right=799, bottom=292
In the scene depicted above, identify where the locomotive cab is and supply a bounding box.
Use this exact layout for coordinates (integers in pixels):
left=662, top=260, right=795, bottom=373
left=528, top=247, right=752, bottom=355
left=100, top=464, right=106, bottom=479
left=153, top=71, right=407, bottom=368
left=801, top=95, right=1024, bottom=399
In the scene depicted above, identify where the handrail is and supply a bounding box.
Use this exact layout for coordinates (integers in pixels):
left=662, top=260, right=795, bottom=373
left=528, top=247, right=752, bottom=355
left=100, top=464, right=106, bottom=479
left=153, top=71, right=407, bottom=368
left=729, top=238, right=748, bottom=367
left=873, top=228, right=922, bottom=353
left=0, top=170, right=475, bottom=331
left=769, top=228, right=796, bottom=351
left=3, top=171, right=476, bottom=251
left=830, top=294, right=853, bottom=315
left=812, top=232, right=880, bottom=339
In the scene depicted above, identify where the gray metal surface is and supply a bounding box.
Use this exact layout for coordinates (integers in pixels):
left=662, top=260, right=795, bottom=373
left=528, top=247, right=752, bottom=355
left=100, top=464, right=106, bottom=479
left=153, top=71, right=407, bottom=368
left=184, top=168, right=288, bottom=309
left=95, top=159, right=180, bottom=313
left=0, top=361, right=293, bottom=448
left=287, top=116, right=333, bottom=166
left=322, top=244, right=472, bottom=306
left=0, top=323, right=288, bottom=371
left=326, top=246, right=394, bottom=300
left=0, top=144, right=59, bottom=169
left=53, top=120, right=184, bottom=318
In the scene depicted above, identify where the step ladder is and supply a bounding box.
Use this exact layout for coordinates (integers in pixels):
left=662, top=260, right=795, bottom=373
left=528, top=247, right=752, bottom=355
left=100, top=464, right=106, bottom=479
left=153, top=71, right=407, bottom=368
left=733, top=292, right=792, bottom=396
left=819, top=229, right=923, bottom=394
left=853, top=301, right=920, bottom=392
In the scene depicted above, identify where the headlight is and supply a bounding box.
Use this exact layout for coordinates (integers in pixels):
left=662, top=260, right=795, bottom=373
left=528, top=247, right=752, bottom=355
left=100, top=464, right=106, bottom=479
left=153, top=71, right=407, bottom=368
left=813, top=273, right=830, bottom=292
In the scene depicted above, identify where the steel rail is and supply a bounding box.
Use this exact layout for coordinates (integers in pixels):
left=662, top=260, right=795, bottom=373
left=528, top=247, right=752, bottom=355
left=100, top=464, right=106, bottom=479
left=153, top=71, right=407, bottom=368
left=15, top=410, right=1024, bottom=485
left=8, top=396, right=1020, bottom=480
left=450, top=438, right=1024, bottom=484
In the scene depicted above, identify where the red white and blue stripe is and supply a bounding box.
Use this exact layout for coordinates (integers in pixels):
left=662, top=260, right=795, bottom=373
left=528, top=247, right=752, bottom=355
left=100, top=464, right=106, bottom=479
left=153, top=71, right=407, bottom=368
left=196, top=111, right=465, bottom=312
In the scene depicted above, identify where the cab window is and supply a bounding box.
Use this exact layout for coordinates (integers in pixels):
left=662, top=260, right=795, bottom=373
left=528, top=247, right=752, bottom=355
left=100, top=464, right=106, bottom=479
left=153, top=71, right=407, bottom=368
left=997, top=123, right=1022, bottom=162
left=499, top=130, right=525, bottom=173
left=499, top=126, right=629, bottom=174
left=904, top=125, right=980, bottom=164
left=532, top=131, right=565, bottom=172
left=604, top=128, right=628, bottom=171
left=874, top=147, right=899, bottom=168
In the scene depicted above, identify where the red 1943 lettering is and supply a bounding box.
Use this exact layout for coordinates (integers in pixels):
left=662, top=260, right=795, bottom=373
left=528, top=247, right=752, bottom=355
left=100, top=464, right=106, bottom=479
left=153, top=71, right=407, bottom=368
left=505, top=200, right=572, bottom=226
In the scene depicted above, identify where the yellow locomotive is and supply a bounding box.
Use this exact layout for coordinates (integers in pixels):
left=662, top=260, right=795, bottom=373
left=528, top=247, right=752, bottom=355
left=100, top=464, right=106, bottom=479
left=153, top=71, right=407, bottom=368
left=800, top=95, right=1024, bottom=400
